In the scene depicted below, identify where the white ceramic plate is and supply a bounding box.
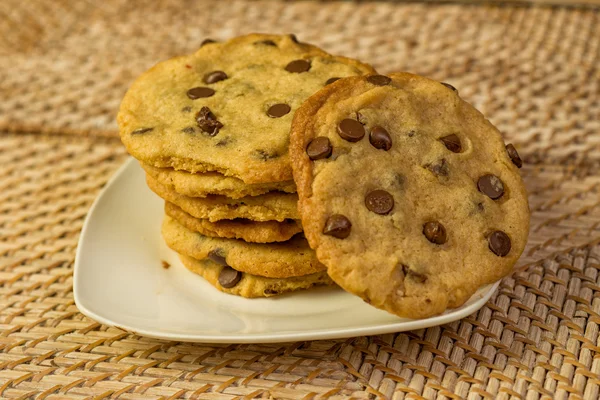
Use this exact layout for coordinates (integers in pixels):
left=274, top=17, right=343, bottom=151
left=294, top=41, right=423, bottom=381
left=74, top=158, right=499, bottom=343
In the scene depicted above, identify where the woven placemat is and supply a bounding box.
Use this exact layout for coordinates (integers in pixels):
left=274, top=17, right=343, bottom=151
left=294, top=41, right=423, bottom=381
left=1, top=0, right=599, bottom=398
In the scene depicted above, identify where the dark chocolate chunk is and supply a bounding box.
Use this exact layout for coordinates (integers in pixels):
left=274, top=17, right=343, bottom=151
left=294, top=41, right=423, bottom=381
left=323, top=214, right=352, bottom=239
left=365, top=190, right=394, bottom=215
left=285, top=59, right=311, bottom=73
left=203, top=71, right=228, bottom=84
left=356, top=111, right=367, bottom=125
left=218, top=266, right=242, bottom=288
left=187, top=87, right=215, bottom=99
left=253, top=149, right=279, bottom=160
left=440, top=134, right=461, bottom=153
left=423, top=221, right=447, bottom=244
left=208, top=249, right=228, bottom=266
left=201, top=38, right=216, bottom=47
left=369, top=126, right=392, bottom=150
left=441, top=82, right=457, bottom=92
left=325, top=77, right=340, bottom=85
left=267, top=103, right=291, bottom=118
left=196, top=106, right=223, bottom=136
left=330, top=147, right=349, bottom=161
left=506, top=144, right=523, bottom=168
left=337, top=119, right=365, bottom=142
left=131, top=127, right=153, bottom=135
left=215, top=138, right=230, bottom=147
left=367, top=75, right=391, bottom=86
left=488, top=231, right=511, bottom=256
left=306, top=137, right=332, bottom=160
left=478, top=174, right=505, bottom=200
left=427, top=159, right=449, bottom=177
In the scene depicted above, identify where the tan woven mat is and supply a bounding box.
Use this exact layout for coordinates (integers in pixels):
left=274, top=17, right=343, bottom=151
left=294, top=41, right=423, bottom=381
left=1, top=0, right=600, bottom=399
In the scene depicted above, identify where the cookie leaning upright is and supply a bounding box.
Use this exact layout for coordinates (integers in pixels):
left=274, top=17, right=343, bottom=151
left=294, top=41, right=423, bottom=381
left=117, top=33, right=375, bottom=184
left=290, top=73, right=530, bottom=319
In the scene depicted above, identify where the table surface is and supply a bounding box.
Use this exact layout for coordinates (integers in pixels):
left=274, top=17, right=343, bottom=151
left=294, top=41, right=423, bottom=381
left=1, top=0, right=599, bottom=399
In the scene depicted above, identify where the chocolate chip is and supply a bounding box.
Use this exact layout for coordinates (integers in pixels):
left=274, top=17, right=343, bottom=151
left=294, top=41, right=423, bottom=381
left=196, top=106, right=223, bottom=136
left=323, top=214, right=352, bottom=239
left=356, top=112, right=367, bottom=125
left=403, top=266, right=427, bottom=283
left=208, top=249, right=228, bottom=266
left=285, top=59, right=311, bottom=73
left=394, top=174, right=405, bottom=187
left=369, top=126, right=392, bottom=150
left=423, top=221, right=447, bottom=244
left=441, top=82, right=457, bottom=92
left=478, top=174, right=505, bottom=200
left=440, top=134, right=461, bottom=153
left=427, top=159, right=449, bottom=177
left=215, top=138, right=230, bottom=147
left=182, top=126, right=195, bottom=134
left=203, top=71, right=228, bottom=84
left=131, top=127, right=153, bottom=135
left=267, top=103, right=291, bottom=118
left=181, top=106, right=192, bottom=113
left=218, top=266, right=242, bottom=288
left=253, top=149, right=279, bottom=160
left=506, top=144, right=523, bottom=168
left=306, top=137, right=332, bottom=160
left=325, top=77, right=340, bottom=85
left=338, top=119, right=365, bottom=142
left=201, top=39, right=216, bottom=47
left=255, top=40, right=277, bottom=46
left=365, top=190, right=394, bottom=215
left=367, top=75, right=391, bottom=86
left=488, top=231, right=511, bottom=256
left=330, top=147, right=349, bottom=161
left=187, top=87, right=215, bottom=99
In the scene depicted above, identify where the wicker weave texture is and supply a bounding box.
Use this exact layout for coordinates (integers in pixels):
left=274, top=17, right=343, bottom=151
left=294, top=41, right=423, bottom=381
left=0, top=132, right=598, bottom=399
left=1, top=0, right=600, bottom=399
left=1, top=0, right=599, bottom=167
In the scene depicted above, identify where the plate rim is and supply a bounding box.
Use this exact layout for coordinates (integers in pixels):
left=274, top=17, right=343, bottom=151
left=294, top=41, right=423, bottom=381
left=74, top=157, right=500, bottom=343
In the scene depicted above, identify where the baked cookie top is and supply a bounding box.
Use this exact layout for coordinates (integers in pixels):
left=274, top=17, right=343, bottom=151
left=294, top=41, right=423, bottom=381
left=290, top=72, right=530, bottom=319
left=118, top=33, right=375, bottom=184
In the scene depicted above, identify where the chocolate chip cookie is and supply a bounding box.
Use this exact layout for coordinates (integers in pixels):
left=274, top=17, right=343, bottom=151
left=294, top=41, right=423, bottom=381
left=162, top=217, right=324, bottom=278
left=165, top=202, right=301, bottom=243
left=179, top=255, right=334, bottom=298
left=118, top=33, right=375, bottom=184
left=290, top=72, right=530, bottom=319
left=147, top=175, right=299, bottom=222
left=142, top=163, right=296, bottom=199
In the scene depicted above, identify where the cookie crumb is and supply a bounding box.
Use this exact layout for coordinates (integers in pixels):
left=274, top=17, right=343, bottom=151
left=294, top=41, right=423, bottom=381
left=161, top=260, right=171, bottom=269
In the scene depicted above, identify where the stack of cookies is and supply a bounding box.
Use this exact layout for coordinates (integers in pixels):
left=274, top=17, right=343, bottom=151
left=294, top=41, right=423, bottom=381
left=119, top=34, right=530, bottom=318
left=118, top=34, right=375, bottom=297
